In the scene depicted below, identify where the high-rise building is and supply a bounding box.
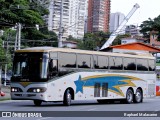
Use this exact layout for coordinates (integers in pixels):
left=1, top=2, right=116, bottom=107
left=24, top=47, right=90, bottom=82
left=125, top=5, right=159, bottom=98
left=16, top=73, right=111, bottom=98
left=69, top=0, right=88, bottom=39
left=47, top=0, right=88, bottom=40
left=47, top=0, right=70, bottom=41
left=109, top=12, right=125, bottom=34
left=87, top=0, right=110, bottom=33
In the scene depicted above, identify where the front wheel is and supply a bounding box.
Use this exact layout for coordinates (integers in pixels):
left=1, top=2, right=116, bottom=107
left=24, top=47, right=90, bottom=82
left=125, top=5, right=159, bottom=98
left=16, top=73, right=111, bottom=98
left=126, top=89, right=133, bottom=104
left=133, top=89, right=143, bottom=103
left=33, top=100, right=42, bottom=106
left=63, top=89, right=72, bottom=106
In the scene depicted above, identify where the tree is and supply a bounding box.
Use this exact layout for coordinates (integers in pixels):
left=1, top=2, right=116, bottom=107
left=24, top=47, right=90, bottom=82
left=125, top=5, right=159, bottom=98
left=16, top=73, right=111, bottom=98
left=0, top=0, right=48, bottom=29
left=78, top=32, right=97, bottom=50
left=112, top=34, right=131, bottom=45
left=77, top=32, right=130, bottom=50
left=0, top=0, right=58, bottom=47
left=140, top=15, right=160, bottom=41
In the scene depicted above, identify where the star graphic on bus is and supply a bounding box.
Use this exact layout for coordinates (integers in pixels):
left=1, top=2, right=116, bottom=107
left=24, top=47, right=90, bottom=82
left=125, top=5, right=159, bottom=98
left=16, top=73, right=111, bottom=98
left=74, top=75, right=85, bottom=93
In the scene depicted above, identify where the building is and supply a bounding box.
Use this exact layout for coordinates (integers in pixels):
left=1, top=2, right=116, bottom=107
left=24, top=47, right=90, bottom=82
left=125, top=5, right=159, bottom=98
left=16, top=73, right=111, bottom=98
left=47, top=0, right=88, bottom=40
left=68, top=0, right=88, bottom=39
left=103, top=42, right=160, bottom=55
left=62, top=41, right=77, bottom=48
left=125, top=25, right=140, bottom=36
left=121, top=37, right=147, bottom=45
left=109, top=12, right=125, bottom=34
left=47, top=0, right=70, bottom=41
left=150, top=30, right=160, bottom=48
left=87, top=0, right=110, bottom=33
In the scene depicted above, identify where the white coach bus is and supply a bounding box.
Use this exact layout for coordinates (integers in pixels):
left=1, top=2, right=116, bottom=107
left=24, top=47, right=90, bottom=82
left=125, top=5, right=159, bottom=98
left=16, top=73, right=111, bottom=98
left=11, top=47, right=156, bottom=106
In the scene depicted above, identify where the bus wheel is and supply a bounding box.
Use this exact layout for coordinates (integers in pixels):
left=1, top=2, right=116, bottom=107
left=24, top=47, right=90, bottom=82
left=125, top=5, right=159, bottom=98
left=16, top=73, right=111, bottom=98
left=126, top=89, right=133, bottom=104
left=133, top=89, right=143, bottom=103
left=63, top=89, right=71, bottom=106
left=33, top=100, right=42, bottom=106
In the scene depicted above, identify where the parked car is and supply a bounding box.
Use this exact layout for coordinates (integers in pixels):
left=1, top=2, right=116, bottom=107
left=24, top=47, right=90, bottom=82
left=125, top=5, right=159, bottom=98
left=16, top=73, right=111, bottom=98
left=1, top=74, right=11, bottom=85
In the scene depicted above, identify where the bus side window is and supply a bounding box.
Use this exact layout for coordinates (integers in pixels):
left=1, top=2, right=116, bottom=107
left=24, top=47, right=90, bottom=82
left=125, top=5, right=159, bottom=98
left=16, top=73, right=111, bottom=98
left=48, top=59, right=58, bottom=78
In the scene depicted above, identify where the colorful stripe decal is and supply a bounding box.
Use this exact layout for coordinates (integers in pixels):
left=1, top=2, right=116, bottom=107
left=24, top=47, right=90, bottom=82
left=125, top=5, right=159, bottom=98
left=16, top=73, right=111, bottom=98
left=74, top=74, right=142, bottom=96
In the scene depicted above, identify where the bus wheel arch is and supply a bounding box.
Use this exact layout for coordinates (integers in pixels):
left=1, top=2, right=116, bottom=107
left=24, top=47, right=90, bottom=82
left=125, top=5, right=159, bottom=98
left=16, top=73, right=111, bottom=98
left=63, top=87, right=74, bottom=106
left=133, top=87, right=143, bottom=103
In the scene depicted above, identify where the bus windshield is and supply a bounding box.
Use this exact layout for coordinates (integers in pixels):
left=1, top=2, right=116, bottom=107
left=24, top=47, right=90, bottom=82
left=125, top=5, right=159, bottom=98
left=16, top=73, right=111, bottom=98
left=12, top=52, right=49, bottom=82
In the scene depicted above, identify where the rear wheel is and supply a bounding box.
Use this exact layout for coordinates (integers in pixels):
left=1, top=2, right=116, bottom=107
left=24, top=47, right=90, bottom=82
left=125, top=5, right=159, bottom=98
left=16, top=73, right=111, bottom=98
left=126, top=89, right=133, bottom=104
left=33, top=100, right=42, bottom=106
left=133, top=89, right=143, bottom=103
left=63, top=89, right=72, bottom=106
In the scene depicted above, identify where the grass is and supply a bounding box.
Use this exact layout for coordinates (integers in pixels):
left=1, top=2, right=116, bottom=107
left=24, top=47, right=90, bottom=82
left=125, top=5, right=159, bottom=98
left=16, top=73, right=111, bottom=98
left=0, top=98, right=11, bottom=101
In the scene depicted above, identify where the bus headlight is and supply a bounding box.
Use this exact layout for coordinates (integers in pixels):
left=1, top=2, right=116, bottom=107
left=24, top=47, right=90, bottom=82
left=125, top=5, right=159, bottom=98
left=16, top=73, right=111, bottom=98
left=27, top=88, right=47, bottom=93
left=11, top=87, right=23, bottom=92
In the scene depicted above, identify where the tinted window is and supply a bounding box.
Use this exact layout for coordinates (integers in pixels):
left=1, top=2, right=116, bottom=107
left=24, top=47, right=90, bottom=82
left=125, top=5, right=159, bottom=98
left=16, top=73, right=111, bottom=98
left=109, top=56, right=123, bottom=70
left=93, top=55, right=98, bottom=69
left=77, top=54, right=90, bottom=68
left=137, top=59, right=148, bottom=71
left=98, top=56, right=108, bottom=69
left=124, top=58, right=136, bottom=70
left=48, top=59, right=58, bottom=79
left=59, top=53, right=76, bottom=68
left=149, top=60, right=155, bottom=71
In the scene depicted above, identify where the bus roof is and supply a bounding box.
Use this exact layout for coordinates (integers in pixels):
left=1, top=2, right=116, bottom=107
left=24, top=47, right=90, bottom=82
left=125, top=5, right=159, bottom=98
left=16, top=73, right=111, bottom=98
left=15, top=47, right=155, bottom=59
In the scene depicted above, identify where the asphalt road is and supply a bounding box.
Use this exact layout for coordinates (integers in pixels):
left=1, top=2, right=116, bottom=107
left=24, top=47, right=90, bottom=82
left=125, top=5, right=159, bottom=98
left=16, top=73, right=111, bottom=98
left=0, top=98, right=160, bottom=120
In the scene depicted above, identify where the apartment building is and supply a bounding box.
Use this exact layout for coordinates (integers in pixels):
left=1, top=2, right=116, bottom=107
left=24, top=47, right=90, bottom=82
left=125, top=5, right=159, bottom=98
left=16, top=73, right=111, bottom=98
left=87, top=0, right=111, bottom=33
left=47, top=0, right=88, bottom=40
left=109, top=12, right=125, bottom=34
left=69, top=0, right=88, bottom=39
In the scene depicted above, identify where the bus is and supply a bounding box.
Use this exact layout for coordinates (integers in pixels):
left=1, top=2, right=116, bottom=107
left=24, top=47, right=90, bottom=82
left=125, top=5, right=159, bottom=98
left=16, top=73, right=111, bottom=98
left=11, top=47, right=156, bottom=106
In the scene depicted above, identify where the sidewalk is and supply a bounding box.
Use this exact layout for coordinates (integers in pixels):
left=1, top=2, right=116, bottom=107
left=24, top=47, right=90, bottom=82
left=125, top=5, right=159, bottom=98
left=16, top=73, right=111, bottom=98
left=0, top=85, right=11, bottom=101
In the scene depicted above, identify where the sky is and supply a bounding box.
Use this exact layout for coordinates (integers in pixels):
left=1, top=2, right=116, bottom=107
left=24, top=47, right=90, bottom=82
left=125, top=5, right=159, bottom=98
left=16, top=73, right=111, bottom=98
left=111, top=0, right=160, bottom=26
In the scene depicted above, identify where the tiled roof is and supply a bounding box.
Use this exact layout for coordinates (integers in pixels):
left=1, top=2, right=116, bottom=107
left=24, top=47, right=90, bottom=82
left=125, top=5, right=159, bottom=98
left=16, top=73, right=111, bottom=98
left=109, top=42, right=160, bottom=52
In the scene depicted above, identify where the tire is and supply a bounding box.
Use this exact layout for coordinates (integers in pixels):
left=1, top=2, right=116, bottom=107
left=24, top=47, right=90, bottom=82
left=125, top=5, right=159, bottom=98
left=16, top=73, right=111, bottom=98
left=133, top=89, right=143, bottom=103
left=33, top=100, right=42, bottom=106
left=126, top=89, right=133, bottom=104
left=63, top=89, right=72, bottom=106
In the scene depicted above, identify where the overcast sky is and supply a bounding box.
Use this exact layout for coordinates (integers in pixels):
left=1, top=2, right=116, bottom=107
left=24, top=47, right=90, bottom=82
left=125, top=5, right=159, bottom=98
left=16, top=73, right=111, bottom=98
left=111, top=0, right=160, bottom=25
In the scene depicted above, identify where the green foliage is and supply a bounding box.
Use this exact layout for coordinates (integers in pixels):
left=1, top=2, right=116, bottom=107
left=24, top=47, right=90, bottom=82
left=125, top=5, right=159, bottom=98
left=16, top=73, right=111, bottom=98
left=77, top=32, right=129, bottom=50
left=0, top=38, right=5, bottom=63
left=23, top=27, right=58, bottom=47
left=0, top=0, right=57, bottom=70
left=140, top=15, right=160, bottom=41
left=0, top=0, right=58, bottom=48
left=0, top=0, right=49, bottom=29
left=77, top=32, right=110, bottom=50
left=112, top=34, right=131, bottom=45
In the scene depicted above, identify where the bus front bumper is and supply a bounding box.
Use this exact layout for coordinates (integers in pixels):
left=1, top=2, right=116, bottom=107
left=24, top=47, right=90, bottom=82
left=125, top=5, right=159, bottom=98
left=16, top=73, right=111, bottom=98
left=11, top=92, right=48, bottom=101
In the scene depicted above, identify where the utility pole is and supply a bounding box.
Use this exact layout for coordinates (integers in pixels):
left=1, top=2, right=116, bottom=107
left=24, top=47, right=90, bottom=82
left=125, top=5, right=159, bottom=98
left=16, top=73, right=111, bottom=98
left=15, top=23, right=21, bottom=50
left=4, top=33, right=10, bottom=86
left=18, top=23, right=21, bottom=50
left=58, top=0, right=64, bottom=48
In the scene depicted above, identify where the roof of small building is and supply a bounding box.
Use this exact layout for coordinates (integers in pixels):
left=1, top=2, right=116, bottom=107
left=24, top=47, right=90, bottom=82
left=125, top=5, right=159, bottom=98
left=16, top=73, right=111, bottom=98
left=103, top=42, right=160, bottom=52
